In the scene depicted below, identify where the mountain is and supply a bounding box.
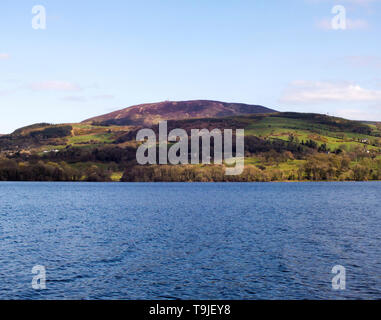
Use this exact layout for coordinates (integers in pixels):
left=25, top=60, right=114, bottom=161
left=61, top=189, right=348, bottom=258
left=1, top=100, right=381, bottom=182
left=82, top=100, right=277, bottom=126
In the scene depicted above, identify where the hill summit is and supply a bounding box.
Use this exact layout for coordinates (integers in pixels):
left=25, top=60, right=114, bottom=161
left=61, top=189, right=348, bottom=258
left=82, top=100, right=277, bottom=126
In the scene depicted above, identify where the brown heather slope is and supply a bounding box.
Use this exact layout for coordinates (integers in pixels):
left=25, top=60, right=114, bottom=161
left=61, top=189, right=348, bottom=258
left=82, top=100, right=277, bottom=126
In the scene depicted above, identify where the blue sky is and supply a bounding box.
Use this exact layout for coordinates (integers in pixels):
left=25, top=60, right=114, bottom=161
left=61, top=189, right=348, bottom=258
left=0, top=0, right=380, bottom=133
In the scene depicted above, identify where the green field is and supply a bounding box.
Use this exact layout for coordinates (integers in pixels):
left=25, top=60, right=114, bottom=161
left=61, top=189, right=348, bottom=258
left=244, top=115, right=381, bottom=152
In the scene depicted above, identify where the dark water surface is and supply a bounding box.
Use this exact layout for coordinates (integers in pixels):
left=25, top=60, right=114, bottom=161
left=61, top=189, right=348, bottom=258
left=0, top=182, right=380, bottom=300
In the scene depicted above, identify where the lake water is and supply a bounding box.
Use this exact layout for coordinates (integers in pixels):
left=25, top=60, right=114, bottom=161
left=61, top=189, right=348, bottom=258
left=0, top=182, right=380, bottom=300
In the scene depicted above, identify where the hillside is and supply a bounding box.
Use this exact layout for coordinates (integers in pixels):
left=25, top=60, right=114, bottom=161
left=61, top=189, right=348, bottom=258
left=82, top=100, right=277, bottom=126
left=0, top=103, right=381, bottom=182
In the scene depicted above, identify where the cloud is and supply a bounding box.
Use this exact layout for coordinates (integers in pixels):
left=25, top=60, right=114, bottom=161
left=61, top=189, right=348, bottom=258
left=344, top=56, right=381, bottom=69
left=346, top=18, right=370, bottom=29
left=342, top=0, right=377, bottom=4
left=61, top=96, right=87, bottom=102
left=308, top=0, right=379, bottom=5
left=316, top=18, right=369, bottom=30
left=280, top=81, right=381, bottom=104
left=92, top=94, right=115, bottom=100
left=60, top=94, right=115, bottom=102
left=0, top=90, right=11, bottom=96
left=345, top=0, right=379, bottom=4
left=29, top=81, right=82, bottom=91
left=335, top=108, right=381, bottom=121
left=0, top=53, right=10, bottom=60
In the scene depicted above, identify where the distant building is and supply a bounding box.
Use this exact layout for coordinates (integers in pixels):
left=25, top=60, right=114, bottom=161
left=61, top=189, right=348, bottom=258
left=43, top=149, right=59, bottom=153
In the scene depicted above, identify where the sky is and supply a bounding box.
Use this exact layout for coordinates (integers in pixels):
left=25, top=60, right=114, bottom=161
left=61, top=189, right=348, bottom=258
left=0, top=0, right=381, bottom=133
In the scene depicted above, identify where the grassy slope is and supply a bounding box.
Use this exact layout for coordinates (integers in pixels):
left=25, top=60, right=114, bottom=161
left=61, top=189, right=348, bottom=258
left=245, top=115, right=380, bottom=149
left=1, top=113, right=381, bottom=181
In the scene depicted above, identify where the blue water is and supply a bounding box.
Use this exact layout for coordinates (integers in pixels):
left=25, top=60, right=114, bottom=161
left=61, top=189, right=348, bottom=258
left=0, top=182, right=380, bottom=300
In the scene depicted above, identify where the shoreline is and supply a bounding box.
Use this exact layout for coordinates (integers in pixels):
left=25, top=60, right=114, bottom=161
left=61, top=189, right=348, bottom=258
left=0, top=180, right=380, bottom=183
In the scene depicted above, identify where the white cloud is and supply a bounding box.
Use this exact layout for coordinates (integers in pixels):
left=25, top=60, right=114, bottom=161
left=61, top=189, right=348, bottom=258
left=346, top=0, right=379, bottom=4
left=29, top=81, right=82, bottom=91
left=335, top=108, right=381, bottom=121
left=308, top=0, right=379, bottom=5
left=346, top=18, right=370, bottom=29
left=337, top=0, right=378, bottom=4
left=92, top=94, right=114, bottom=100
left=0, top=90, right=11, bottom=96
left=62, top=96, right=87, bottom=102
left=316, top=19, right=335, bottom=30
left=345, top=56, right=381, bottom=68
left=0, top=53, right=10, bottom=60
left=281, top=81, right=381, bottom=104
left=61, top=94, right=115, bottom=102
left=316, top=18, right=369, bottom=30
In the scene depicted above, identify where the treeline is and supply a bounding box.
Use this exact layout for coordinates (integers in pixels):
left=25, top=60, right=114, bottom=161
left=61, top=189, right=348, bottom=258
left=121, top=153, right=381, bottom=182
left=122, top=164, right=284, bottom=182
left=0, top=125, right=73, bottom=151
left=244, top=136, right=309, bottom=157
left=29, top=125, right=72, bottom=139
left=301, top=154, right=381, bottom=181
left=11, top=146, right=137, bottom=164
left=1, top=152, right=381, bottom=182
left=44, top=145, right=136, bottom=163
left=0, top=160, right=114, bottom=182
left=278, top=113, right=373, bottom=135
